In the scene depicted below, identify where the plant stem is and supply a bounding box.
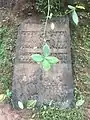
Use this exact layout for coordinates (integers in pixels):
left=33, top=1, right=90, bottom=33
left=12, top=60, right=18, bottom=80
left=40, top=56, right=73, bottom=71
left=65, top=9, right=75, bottom=16
left=43, top=1, right=75, bottom=41
left=43, top=0, right=50, bottom=42
left=60, top=9, right=75, bottom=17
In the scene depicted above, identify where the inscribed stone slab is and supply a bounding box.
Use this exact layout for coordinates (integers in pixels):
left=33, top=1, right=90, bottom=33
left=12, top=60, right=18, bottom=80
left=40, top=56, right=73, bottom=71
left=12, top=16, right=74, bottom=108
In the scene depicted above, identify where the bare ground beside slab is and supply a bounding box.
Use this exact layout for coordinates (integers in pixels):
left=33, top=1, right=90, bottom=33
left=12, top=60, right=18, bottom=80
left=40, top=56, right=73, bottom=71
left=0, top=104, right=39, bottom=120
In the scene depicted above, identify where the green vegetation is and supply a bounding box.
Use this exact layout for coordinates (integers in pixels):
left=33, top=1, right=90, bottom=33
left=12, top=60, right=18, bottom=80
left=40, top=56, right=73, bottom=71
left=0, top=26, right=15, bottom=91
left=40, top=106, right=84, bottom=120
left=32, top=43, right=59, bottom=71
left=36, top=0, right=73, bottom=16
left=71, top=12, right=90, bottom=98
left=71, top=13, right=90, bottom=119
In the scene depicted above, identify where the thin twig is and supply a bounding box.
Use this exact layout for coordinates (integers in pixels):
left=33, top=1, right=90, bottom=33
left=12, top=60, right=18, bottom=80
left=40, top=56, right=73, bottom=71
left=43, top=0, right=50, bottom=42
left=65, top=9, right=75, bottom=15
left=60, top=9, right=75, bottom=17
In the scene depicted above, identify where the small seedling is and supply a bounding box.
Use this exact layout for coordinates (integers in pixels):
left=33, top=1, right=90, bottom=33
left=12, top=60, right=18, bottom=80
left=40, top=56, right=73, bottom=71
left=76, top=98, right=85, bottom=108
left=31, top=43, right=59, bottom=71
left=6, top=89, right=12, bottom=97
left=26, top=100, right=37, bottom=109
left=0, top=89, right=12, bottom=103
left=68, top=5, right=85, bottom=25
left=18, top=100, right=37, bottom=110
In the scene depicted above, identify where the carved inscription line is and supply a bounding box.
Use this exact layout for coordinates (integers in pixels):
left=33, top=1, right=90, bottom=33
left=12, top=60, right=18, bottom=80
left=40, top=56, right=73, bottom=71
left=21, top=31, right=67, bottom=37
left=19, top=41, right=69, bottom=49
left=19, top=48, right=70, bottom=54
left=21, top=31, right=67, bottom=33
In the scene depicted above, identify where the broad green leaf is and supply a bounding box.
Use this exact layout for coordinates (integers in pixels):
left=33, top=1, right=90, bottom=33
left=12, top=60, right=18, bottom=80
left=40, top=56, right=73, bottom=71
left=6, top=89, right=12, bottom=97
left=46, top=56, right=59, bottom=64
left=0, top=94, right=6, bottom=102
left=72, top=10, right=79, bottom=25
left=27, top=100, right=37, bottom=109
left=76, top=99, right=85, bottom=107
left=18, top=101, right=24, bottom=109
left=43, top=43, right=50, bottom=57
left=68, top=5, right=75, bottom=10
left=76, top=5, right=85, bottom=9
left=31, top=54, right=43, bottom=62
left=42, top=59, right=51, bottom=71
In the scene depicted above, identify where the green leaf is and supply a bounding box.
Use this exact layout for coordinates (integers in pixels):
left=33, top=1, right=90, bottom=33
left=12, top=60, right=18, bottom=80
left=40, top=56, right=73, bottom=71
left=46, top=56, right=59, bottom=64
left=0, top=94, right=6, bottom=103
left=76, top=5, right=85, bottom=10
left=6, top=89, right=12, bottom=97
left=31, top=54, right=43, bottom=62
left=26, top=100, right=37, bottom=109
left=76, top=99, right=85, bottom=107
left=68, top=5, right=75, bottom=10
left=43, top=43, right=50, bottom=57
left=18, top=101, right=24, bottom=109
left=42, top=59, right=51, bottom=71
left=72, top=10, right=79, bottom=25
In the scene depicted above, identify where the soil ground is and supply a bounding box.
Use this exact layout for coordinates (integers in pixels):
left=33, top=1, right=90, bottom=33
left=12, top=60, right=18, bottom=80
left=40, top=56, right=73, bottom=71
left=0, top=104, right=39, bottom=120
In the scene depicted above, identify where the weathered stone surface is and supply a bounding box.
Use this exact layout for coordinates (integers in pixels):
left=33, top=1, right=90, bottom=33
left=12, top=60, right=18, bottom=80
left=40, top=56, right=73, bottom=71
left=12, top=16, right=74, bottom=108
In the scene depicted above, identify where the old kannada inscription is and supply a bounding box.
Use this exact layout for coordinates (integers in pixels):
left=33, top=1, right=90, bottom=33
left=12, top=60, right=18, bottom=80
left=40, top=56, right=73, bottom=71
left=12, top=17, right=74, bottom=108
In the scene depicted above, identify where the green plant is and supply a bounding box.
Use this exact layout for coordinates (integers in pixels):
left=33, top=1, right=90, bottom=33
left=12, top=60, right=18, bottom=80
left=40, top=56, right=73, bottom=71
left=36, top=0, right=62, bottom=16
left=71, top=10, right=90, bottom=119
left=76, top=99, right=84, bottom=108
left=0, top=26, right=15, bottom=91
left=32, top=1, right=86, bottom=71
left=32, top=44, right=59, bottom=71
left=6, top=89, right=12, bottom=97
left=32, top=0, right=59, bottom=71
left=32, top=0, right=86, bottom=70
left=18, top=100, right=37, bottom=109
left=26, top=100, right=37, bottom=109
left=67, top=5, right=85, bottom=25
left=39, top=106, right=84, bottom=120
left=0, top=89, right=12, bottom=103
left=36, top=0, right=85, bottom=25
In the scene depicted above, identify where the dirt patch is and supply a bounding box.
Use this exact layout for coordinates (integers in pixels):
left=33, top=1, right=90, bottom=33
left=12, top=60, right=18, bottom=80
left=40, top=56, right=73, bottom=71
left=0, top=0, right=36, bottom=17
left=0, top=104, right=21, bottom=120
left=0, top=104, right=39, bottom=120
